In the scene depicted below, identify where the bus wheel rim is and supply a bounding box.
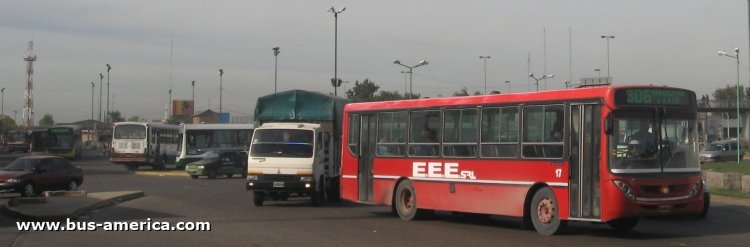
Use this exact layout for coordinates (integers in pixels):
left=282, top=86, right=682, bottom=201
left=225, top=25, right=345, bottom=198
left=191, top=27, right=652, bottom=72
left=537, top=198, right=554, bottom=224
left=401, top=189, right=413, bottom=210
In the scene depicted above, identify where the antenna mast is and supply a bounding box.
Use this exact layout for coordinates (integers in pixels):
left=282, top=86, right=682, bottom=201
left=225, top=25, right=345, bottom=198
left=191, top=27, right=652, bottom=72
left=23, top=41, right=37, bottom=129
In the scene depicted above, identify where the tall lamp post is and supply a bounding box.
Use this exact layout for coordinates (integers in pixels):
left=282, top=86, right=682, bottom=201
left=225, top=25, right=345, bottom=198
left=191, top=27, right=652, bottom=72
left=479, top=56, right=491, bottom=94
left=328, top=6, right=346, bottom=96
left=219, top=69, right=223, bottom=114
left=105, top=64, right=111, bottom=124
left=168, top=89, right=172, bottom=119
left=529, top=73, right=554, bottom=91
left=273, top=47, right=280, bottom=93
left=393, top=59, right=428, bottom=99
left=90, top=83, right=94, bottom=121
left=191, top=80, right=196, bottom=106
left=505, top=81, right=510, bottom=93
left=401, top=71, right=410, bottom=96
left=99, top=73, right=103, bottom=124
left=718, top=48, right=742, bottom=163
left=601, top=35, right=614, bottom=80
left=1, top=88, right=4, bottom=117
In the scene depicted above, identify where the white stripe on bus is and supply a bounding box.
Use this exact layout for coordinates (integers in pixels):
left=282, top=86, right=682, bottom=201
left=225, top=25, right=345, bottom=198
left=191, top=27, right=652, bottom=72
left=372, top=175, right=568, bottom=187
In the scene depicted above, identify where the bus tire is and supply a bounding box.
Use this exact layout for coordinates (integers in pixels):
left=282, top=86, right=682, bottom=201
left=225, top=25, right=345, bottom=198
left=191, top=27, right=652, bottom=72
left=125, top=164, right=139, bottom=171
left=190, top=175, right=199, bottom=179
left=226, top=173, right=233, bottom=178
left=608, top=217, right=639, bottom=232
left=311, top=178, right=326, bottom=206
left=253, top=191, right=264, bottom=206
left=394, top=180, right=432, bottom=221
left=530, top=187, right=565, bottom=235
left=700, top=192, right=710, bottom=218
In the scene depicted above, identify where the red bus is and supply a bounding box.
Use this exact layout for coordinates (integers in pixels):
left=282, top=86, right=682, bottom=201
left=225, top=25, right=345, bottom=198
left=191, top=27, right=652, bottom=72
left=340, top=85, right=704, bottom=235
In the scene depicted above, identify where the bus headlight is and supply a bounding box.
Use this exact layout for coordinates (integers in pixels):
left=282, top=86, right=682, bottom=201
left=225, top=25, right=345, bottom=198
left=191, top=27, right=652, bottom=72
left=300, top=176, right=313, bottom=182
left=613, top=180, right=636, bottom=201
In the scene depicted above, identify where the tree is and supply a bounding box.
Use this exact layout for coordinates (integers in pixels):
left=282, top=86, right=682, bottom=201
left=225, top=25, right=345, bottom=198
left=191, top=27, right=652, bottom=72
left=373, top=90, right=406, bottom=101
left=0, top=115, right=17, bottom=133
left=345, top=79, right=380, bottom=102
left=38, top=114, right=55, bottom=127
left=453, top=87, right=470, bottom=96
left=108, top=111, right=125, bottom=122
left=128, top=116, right=141, bottom=122
left=713, top=85, right=747, bottom=101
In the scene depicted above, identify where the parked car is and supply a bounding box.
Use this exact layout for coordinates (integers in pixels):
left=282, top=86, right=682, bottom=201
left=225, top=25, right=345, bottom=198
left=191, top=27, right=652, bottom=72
left=185, top=150, right=248, bottom=179
left=699, top=140, right=744, bottom=163
left=0, top=156, right=84, bottom=197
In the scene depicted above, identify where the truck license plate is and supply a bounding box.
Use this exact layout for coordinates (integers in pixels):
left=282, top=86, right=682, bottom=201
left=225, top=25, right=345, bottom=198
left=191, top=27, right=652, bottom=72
left=273, top=182, right=284, bottom=188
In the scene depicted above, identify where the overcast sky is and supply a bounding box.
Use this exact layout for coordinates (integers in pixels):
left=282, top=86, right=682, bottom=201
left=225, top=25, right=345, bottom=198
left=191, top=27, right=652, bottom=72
left=0, top=0, right=748, bottom=123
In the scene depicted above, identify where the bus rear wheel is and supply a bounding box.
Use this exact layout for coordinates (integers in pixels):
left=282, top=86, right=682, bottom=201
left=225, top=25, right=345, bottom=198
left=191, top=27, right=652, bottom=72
left=394, top=180, right=432, bottom=221
left=529, top=187, right=565, bottom=235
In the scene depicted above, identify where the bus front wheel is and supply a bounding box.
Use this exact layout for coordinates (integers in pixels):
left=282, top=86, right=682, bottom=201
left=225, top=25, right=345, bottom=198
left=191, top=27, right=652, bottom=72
left=253, top=191, right=264, bottom=206
left=125, top=164, right=139, bottom=171
left=530, top=187, right=565, bottom=235
left=608, top=217, right=639, bottom=232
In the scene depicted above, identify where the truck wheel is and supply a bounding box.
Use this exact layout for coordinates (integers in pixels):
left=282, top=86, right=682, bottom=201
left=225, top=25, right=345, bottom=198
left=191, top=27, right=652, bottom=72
left=530, top=187, right=566, bottom=235
left=394, top=180, right=432, bottom=220
left=311, top=179, right=326, bottom=206
left=226, top=173, right=234, bottom=178
left=190, top=175, right=199, bottom=179
left=253, top=191, right=264, bottom=206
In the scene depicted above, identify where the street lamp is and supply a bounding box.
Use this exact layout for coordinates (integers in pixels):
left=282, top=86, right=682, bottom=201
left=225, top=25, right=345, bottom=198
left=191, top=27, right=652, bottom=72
left=718, top=48, right=742, bottom=163
left=394, top=59, right=428, bottom=99
left=1, top=88, right=4, bottom=117
left=601, top=35, right=614, bottom=80
left=90, top=83, right=94, bottom=121
left=168, top=89, right=172, bottom=119
left=106, top=64, right=111, bottom=124
left=273, top=47, right=280, bottom=93
left=529, top=73, right=554, bottom=91
left=328, top=6, right=346, bottom=96
left=479, top=56, right=491, bottom=94
left=505, top=81, right=510, bottom=93
left=99, top=73, right=103, bottom=124
left=401, top=71, right=411, bottom=97
left=191, top=80, right=196, bottom=106
left=219, top=69, right=223, bottom=114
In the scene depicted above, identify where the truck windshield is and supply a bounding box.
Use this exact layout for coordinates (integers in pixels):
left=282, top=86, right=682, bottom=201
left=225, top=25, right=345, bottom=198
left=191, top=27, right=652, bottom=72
left=250, top=129, right=314, bottom=158
left=609, top=108, right=700, bottom=173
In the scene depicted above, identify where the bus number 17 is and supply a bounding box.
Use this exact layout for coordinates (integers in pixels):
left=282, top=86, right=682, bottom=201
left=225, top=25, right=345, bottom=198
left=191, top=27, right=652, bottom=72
left=555, top=169, right=562, bottom=178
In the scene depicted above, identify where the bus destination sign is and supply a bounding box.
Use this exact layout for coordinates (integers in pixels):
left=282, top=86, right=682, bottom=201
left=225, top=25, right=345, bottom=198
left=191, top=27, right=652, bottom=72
left=615, top=88, right=694, bottom=107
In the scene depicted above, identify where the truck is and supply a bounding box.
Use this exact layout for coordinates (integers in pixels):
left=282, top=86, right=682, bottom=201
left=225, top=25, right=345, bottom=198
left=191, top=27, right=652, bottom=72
left=246, top=90, right=349, bottom=206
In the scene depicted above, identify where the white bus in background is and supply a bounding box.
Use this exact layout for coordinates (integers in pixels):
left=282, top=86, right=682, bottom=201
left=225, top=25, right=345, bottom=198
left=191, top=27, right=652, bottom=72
left=175, top=124, right=254, bottom=168
left=110, top=122, right=180, bottom=170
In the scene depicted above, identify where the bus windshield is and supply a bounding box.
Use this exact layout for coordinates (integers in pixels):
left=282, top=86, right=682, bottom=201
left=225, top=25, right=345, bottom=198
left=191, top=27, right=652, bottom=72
left=609, top=108, right=700, bottom=173
left=185, top=130, right=252, bottom=155
left=250, top=129, right=313, bottom=158
left=48, top=129, right=75, bottom=148
left=114, top=125, right=146, bottom=139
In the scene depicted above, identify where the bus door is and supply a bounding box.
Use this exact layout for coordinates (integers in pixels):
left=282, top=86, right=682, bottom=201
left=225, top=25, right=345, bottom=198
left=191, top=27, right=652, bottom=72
left=569, top=104, right=601, bottom=220
left=358, top=114, right=377, bottom=202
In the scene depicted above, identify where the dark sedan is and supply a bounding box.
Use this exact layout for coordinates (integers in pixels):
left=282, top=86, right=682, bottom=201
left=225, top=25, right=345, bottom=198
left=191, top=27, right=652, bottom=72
left=0, top=156, right=84, bottom=197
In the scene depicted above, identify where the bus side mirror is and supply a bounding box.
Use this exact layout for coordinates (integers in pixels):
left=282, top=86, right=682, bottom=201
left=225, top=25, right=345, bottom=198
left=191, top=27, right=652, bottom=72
left=605, top=114, right=613, bottom=135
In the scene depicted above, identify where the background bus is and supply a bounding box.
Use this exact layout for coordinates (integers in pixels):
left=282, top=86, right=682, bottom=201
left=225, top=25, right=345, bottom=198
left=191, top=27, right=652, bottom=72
left=45, top=125, right=83, bottom=158
left=175, top=124, right=254, bottom=168
left=340, top=85, right=704, bottom=235
left=111, top=122, right=180, bottom=170
left=6, top=130, right=30, bottom=153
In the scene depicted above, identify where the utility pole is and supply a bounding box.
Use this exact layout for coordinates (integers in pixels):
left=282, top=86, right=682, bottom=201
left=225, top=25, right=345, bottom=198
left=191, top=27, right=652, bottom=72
left=23, top=41, right=37, bottom=129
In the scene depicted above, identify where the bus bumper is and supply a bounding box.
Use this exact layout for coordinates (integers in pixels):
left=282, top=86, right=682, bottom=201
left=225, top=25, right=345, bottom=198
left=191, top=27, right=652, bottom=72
left=246, top=174, right=315, bottom=194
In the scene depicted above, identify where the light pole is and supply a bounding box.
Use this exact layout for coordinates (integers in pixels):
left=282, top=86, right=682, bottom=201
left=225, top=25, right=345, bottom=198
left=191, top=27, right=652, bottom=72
left=191, top=80, right=195, bottom=106
left=505, top=80, right=510, bottom=93
left=273, top=47, right=280, bottom=93
left=328, top=6, right=346, bottom=96
left=13, top=110, right=17, bottom=124
left=90, top=83, right=94, bottom=121
left=105, top=64, right=111, bottom=124
left=718, top=48, right=742, bottom=163
left=99, top=73, right=103, bottom=124
left=529, top=73, right=554, bottom=91
left=393, top=59, right=429, bottom=99
left=601, top=35, right=614, bottom=80
left=1, top=88, right=4, bottom=117
left=168, top=89, right=172, bottom=119
left=479, top=56, right=491, bottom=94
left=595, top=68, right=601, bottom=77
left=219, top=69, right=223, bottom=114
left=401, top=71, right=410, bottom=96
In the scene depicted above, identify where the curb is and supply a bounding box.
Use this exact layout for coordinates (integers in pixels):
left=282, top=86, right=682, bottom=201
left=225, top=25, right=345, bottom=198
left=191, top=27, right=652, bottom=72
left=3, top=191, right=144, bottom=221
left=134, top=170, right=189, bottom=177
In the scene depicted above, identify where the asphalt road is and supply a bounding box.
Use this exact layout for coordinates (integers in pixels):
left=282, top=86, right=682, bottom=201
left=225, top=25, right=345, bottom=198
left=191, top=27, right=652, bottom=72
left=0, top=150, right=749, bottom=246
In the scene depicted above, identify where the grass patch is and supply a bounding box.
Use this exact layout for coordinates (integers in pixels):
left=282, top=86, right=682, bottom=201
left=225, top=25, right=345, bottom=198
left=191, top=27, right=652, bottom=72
left=710, top=188, right=750, bottom=199
left=701, top=161, right=750, bottom=175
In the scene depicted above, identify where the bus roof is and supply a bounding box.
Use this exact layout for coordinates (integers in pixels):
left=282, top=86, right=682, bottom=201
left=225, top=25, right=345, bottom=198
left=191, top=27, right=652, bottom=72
left=182, top=123, right=254, bottom=130
left=113, top=122, right=180, bottom=130
left=344, top=85, right=695, bottom=112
